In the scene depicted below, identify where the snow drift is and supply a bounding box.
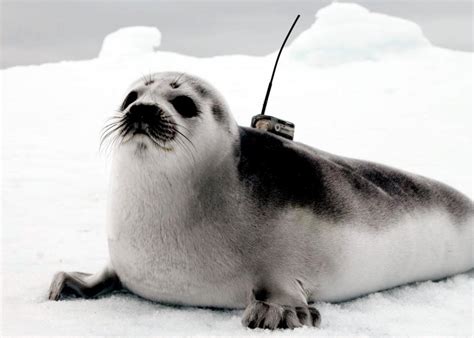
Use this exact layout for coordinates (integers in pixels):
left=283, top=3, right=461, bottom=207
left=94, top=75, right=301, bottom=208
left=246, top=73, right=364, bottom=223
left=1, top=3, right=472, bottom=336
left=99, top=26, right=162, bottom=58
left=288, top=3, right=431, bottom=66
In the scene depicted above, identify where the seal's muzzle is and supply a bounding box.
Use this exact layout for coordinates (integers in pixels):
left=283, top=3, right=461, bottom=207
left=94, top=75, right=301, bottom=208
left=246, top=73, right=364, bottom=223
left=125, top=104, right=177, bottom=141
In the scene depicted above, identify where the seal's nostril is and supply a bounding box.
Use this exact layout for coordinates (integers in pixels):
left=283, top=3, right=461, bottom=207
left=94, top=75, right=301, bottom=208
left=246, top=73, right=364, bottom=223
left=128, top=104, right=163, bottom=127
left=129, top=104, right=160, bottom=117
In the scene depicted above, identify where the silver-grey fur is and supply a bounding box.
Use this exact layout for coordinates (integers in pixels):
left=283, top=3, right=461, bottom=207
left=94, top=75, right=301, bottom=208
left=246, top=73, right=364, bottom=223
left=49, top=72, right=473, bottom=330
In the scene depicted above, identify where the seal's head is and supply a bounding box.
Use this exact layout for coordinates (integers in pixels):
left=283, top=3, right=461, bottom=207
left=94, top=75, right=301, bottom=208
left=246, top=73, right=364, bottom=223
left=102, top=72, right=237, bottom=170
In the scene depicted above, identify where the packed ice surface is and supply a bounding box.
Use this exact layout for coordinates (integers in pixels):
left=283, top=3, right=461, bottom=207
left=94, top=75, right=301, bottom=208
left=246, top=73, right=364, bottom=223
left=1, top=3, right=472, bottom=336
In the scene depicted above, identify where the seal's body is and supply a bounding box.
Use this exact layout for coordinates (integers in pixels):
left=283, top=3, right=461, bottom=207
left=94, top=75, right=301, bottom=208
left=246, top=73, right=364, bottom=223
left=50, top=72, right=473, bottom=330
left=108, top=127, right=473, bottom=307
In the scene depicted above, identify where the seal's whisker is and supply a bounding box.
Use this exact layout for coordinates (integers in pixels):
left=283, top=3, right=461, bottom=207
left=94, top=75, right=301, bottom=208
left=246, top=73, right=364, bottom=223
left=102, top=114, right=128, bottom=131
left=148, top=127, right=170, bottom=145
left=168, top=124, right=196, bottom=151
left=99, top=114, right=132, bottom=154
left=157, top=125, right=194, bottom=161
left=175, top=136, right=196, bottom=165
left=108, top=134, right=122, bottom=154
left=154, top=120, right=196, bottom=157
left=170, top=72, right=185, bottom=88
left=101, top=121, right=123, bottom=135
left=121, top=124, right=134, bottom=138
left=103, top=128, right=124, bottom=155
left=103, top=116, right=123, bottom=127
left=173, top=128, right=196, bottom=152
left=101, top=116, right=123, bottom=130
left=167, top=120, right=193, bottom=134
left=100, top=125, right=122, bottom=152
left=100, top=120, right=127, bottom=144
left=140, top=72, right=154, bottom=86
left=147, top=132, right=168, bottom=150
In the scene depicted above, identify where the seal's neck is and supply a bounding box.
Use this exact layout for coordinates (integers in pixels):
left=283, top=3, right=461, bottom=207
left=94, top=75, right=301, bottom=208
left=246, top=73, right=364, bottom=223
left=109, top=141, right=238, bottom=220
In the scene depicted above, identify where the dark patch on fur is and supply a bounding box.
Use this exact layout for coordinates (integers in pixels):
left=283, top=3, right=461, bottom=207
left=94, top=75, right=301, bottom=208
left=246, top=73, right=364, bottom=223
left=135, top=142, right=148, bottom=156
left=236, top=127, right=473, bottom=225
left=211, top=104, right=225, bottom=122
left=142, top=73, right=155, bottom=86
left=330, top=157, right=473, bottom=222
left=170, top=81, right=180, bottom=89
left=237, top=127, right=348, bottom=221
left=193, top=83, right=209, bottom=98
left=253, top=288, right=270, bottom=301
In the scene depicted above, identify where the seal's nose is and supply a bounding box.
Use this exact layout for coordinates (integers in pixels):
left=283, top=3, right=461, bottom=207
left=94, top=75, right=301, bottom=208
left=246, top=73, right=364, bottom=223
left=128, top=104, right=161, bottom=121
left=127, top=104, right=164, bottom=133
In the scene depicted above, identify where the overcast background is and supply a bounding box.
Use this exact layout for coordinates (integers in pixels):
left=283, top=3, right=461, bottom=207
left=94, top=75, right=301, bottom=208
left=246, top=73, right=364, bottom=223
left=0, top=0, right=472, bottom=69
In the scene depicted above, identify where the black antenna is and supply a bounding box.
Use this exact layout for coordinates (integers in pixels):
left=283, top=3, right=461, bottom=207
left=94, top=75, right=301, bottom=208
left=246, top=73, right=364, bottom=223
left=251, top=15, right=300, bottom=140
left=260, top=14, right=300, bottom=115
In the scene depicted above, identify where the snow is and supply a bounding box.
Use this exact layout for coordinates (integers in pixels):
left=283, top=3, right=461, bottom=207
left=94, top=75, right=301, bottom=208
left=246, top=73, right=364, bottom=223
left=1, top=3, right=472, bottom=336
left=288, top=3, right=431, bottom=67
left=99, top=26, right=162, bottom=59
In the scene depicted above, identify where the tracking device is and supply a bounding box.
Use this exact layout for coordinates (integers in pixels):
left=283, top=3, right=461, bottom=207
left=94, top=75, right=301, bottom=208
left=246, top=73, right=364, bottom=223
left=251, top=15, right=300, bottom=140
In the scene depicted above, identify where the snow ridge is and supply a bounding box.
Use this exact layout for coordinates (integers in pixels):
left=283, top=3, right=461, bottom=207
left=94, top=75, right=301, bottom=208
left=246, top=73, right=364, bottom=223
left=288, top=3, right=431, bottom=66
left=99, top=26, right=162, bottom=59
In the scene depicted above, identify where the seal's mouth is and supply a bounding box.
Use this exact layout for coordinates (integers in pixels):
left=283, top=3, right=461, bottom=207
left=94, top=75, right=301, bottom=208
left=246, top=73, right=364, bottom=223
left=100, top=103, right=180, bottom=152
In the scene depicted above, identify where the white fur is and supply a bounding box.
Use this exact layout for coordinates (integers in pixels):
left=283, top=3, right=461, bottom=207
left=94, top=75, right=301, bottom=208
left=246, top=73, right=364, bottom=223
left=106, top=135, right=249, bottom=307
left=106, top=75, right=245, bottom=307
left=283, top=208, right=473, bottom=302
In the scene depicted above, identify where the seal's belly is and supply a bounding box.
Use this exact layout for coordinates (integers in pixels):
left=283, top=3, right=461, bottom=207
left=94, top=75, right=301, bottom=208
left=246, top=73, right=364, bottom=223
left=308, top=209, right=473, bottom=302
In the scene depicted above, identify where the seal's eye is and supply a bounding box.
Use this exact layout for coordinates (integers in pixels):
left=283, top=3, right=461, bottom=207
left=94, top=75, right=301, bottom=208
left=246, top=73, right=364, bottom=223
left=121, top=91, right=138, bottom=111
left=170, top=95, right=198, bottom=118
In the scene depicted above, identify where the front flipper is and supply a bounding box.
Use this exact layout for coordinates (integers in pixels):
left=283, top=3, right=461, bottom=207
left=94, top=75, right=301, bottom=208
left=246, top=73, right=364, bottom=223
left=48, top=265, right=121, bottom=300
left=242, top=281, right=321, bottom=330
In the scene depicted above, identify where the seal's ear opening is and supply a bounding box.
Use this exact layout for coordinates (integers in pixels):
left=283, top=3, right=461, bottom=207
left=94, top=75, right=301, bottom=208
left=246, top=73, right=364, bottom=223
left=170, top=95, right=198, bottom=118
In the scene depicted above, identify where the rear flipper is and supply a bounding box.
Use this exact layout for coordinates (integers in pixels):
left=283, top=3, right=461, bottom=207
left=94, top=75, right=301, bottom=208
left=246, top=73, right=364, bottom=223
left=48, top=265, right=121, bottom=300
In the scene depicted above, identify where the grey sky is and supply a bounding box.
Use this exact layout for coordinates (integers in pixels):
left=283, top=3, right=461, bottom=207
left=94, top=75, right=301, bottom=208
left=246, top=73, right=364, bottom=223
left=1, top=0, right=472, bottom=69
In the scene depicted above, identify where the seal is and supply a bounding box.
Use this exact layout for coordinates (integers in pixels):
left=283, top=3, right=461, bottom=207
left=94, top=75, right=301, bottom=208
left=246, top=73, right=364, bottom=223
left=49, top=72, right=473, bottom=330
